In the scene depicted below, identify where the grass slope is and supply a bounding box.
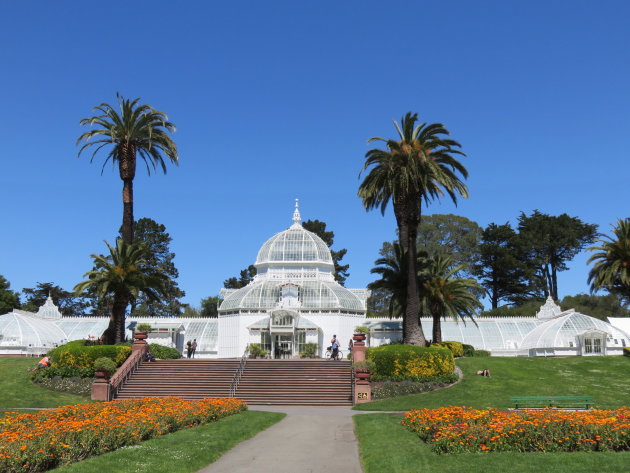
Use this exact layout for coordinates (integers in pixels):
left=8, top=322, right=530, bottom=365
left=52, top=410, right=285, bottom=473
left=0, top=358, right=89, bottom=408
left=355, top=414, right=630, bottom=473
left=355, top=356, right=630, bottom=411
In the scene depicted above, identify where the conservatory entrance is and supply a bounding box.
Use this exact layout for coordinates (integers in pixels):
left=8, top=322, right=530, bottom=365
left=256, top=310, right=313, bottom=359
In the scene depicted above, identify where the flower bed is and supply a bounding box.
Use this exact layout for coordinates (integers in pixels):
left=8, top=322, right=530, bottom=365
left=402, top=406, right=630, bottom=454
left=0, top=397, right=247, bottom=473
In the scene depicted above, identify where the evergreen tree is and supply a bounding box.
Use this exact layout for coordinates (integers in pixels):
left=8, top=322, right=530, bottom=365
left=472, top=223, right=529, bottom=308
left=0, top=275, right=20, bottom=315
left=22, top=282, right=89, bottom=316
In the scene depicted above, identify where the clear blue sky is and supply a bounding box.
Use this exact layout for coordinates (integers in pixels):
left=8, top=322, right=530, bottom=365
left=1, top=1, right=628, bottom=310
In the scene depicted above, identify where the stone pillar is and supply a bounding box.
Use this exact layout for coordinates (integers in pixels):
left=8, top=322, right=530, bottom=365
left=352, top=333, right=371, bottom=404
left=354, top=372, right=372, bottom=404
left=91, top=378, right=111, bottom=401
left=352, top=333, right=366, bottom=362
left=132, top=338, right=148, bottom=353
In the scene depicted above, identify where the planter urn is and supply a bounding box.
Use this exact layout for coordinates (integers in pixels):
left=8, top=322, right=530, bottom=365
left=353, top=333, right=366, bottom=342
left=133, top=331, right=148, bottom=341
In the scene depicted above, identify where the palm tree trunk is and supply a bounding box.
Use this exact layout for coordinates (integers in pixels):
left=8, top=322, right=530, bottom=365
left=432, top=313, right=442, bottom=343
left=396, top=196, right=427, bottom=347
left=112, top=290, right=129, bottom=344
left=121, top=178, right=134, bottom=244
left=119, top=146, right=136, bottom=244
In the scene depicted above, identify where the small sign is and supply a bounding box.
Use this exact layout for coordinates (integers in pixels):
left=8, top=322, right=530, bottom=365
left=357, top=392, right=368, bottom=399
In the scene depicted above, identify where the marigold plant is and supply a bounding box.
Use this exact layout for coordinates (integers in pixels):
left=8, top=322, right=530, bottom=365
left=0, top=397, right=246, bottom=473
left=401, top=406, right=630, bottom=454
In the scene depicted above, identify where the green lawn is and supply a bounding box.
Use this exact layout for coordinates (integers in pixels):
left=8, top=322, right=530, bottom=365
left=355, top=413, right=630, bottom=473
left=0, top=358, right=89, bottom=409
left=355, top=356, right=630, bottom=411
left=52, top=410, right=285, bottom=472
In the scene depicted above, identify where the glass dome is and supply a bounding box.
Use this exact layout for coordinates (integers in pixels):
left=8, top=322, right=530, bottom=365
left=520, top=311, right=630, bottom=349
left=0, top=311, right=68, bottom=351
left=220, top=280, right=365, bottom=311
left=255, top=203, right=333, bottom=268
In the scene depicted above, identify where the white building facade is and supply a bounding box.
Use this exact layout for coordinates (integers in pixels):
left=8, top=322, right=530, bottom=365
left=1, top=204, right=629, bottom=359
left=217, top=202, right=369, bottom=358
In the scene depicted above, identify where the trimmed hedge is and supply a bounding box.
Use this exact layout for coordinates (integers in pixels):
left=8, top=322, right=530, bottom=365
left=624, top=347, right=630, bottom=357
left=462, top=343, right=475, bottom=357
left=48, top=340, right=131, bottom=369
left=473, top=349, right=491, bottom=357
left=149, top=344, right=182, bottom=359
left=366, top=344, right=455, bottom=378
left=432, top=341, right=464, bottom=358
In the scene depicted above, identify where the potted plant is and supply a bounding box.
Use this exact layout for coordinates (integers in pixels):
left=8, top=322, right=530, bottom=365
left=134, top=323, right=152, bottom=340
left=351, top=360, right=376, bottom=381
left=93, top=357, right=117, bottom=379
left=299, top=342, right=318, bottom=359
left=353, top=326, right=370, bottom=342
left=248, top=343, right=267, bottom=359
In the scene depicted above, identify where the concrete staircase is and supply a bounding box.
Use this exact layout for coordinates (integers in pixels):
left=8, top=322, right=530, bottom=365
left=235, top=359, right=353, bottom=406
left=114, top=359, right=353, bottom=406
left=115, top=359, right=240, bottom=400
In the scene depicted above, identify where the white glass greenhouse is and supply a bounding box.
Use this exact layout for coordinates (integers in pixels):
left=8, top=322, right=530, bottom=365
left=1, top=203, right=629, bottom=358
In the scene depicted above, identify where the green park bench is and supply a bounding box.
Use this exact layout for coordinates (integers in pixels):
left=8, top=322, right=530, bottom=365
left=511, top=396, right=594, bottom=410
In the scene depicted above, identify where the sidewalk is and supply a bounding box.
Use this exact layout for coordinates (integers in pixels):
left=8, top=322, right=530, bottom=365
left=197, top=406, right=369, bottom=473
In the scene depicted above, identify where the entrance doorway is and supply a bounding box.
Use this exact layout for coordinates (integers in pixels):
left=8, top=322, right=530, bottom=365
left=273, top=334, right=293, bottom=359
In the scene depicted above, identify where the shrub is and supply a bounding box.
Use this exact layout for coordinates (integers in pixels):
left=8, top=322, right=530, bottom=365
left=31, top=365, right=94, bottom=381
left=299, top=342, right=318, bottom=357
left=462, top=343, right=475, bottom=357
left=135, top=323, right=152, bottom=332
left=624, top=347, right=630, bottom=357
left=352, top=360, right=376, bottom=373
left=93, top=357, right=117, bottom=373
left=432, top=341, right=464, bottom=358
left=354, top=325, right=370, bottom=334
left=48, top=341, right=131, bottom=370
left=473, top=349, right=491, bottom=357
left=248, top=343, right=267, bottom=358
left=149, top=344, right=181, bottom=359
left=366, top=345, right=454, bottom=378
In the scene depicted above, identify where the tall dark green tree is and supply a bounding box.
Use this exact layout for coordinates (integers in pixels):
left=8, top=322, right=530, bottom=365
left=517, top=211, right=597, bottom=300
left=472, top=223, right=530, bottom=309
left=223, top=265, right=257, bottom=289
left=560, top=293, right=629, bottom=320
left=588, top=218, right=630, bottom=305
left=0, top=275, right=20, bottom=315
left=77, top=94, right=179, bottom=244
left=22, top=282, right=89, bottom=316
left=74, top=238, right=168, bottom=344
left=359, top=112, right=469, bottom=346
left=200, top=296, right=220, bottom=318
left=125, top=218, right=185, bottom=317
left=417, top=214, right=482, bottom=277
left=302, top=219, right=350, bottom=285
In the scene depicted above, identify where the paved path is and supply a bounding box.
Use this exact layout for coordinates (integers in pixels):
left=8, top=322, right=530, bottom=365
left=197, top=406, right=373, bottom=473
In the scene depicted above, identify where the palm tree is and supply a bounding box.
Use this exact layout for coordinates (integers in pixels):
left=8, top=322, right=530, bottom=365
left=368, top=242, right=408, bottom=319
left=359, top=112, right=469, bottom=345
left=588, top=219, right=630, bottom=305
left=420, top=254, right=482, bottom=343
left=74, top=238, right=169, bottom=344
left=77, top=94, right=178, bottom=244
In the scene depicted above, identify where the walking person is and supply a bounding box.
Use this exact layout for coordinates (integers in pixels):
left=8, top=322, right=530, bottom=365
left=191, top=339, right=198, bottom=359
left=186, top=339, right=192, bottom=358
left=330, top=334, right=340, bottom=360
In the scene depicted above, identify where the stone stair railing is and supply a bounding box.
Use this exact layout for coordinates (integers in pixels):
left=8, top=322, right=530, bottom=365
left=91, top=338, right=148, bottom=401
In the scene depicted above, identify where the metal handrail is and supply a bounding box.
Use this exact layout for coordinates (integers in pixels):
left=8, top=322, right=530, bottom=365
left=109, top=344, right=148, bottom=399
left=229, top=349, right=249, bottom=397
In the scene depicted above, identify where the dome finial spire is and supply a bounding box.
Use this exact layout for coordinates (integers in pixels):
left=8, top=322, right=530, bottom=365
left=292, top=198, right=301, bottom=226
